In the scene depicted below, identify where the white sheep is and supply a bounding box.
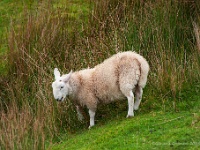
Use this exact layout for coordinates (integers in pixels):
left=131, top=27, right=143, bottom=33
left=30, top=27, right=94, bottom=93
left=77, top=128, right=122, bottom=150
left=52, top=51, right=149, bottom=128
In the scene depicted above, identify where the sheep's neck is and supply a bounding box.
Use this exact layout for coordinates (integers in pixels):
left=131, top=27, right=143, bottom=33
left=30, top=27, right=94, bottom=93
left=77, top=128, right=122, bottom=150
left=68, top=75, right=81, bottom=100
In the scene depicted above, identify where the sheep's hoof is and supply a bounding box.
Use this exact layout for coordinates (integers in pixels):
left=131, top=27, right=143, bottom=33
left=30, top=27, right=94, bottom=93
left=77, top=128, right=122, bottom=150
left=88, top=125, right=94, bottom=129
left=126, top=114, right=134, bottom=118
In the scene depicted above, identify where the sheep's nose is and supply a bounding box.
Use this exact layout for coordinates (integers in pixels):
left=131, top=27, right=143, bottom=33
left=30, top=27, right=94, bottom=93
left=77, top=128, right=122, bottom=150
left=56, top=97, right=63, bottom=101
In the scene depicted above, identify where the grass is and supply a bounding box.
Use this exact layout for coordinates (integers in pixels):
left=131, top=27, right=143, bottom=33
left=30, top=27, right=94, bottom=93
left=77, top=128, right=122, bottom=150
left=0, top=0, right=36, bottom=74
left=51, top=113, right=200, bottom=150
left=0, top=0, right=91, bottom=75
left=49, top=97, right=200, bottom=150
left=49, top=85, right=200, bottom=150
left=0, top=0, right=200, bottom=149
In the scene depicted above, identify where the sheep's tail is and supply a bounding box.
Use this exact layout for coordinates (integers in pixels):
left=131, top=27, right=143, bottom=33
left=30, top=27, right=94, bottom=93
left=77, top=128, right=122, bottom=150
left=136, top=54, right=150, bottom=88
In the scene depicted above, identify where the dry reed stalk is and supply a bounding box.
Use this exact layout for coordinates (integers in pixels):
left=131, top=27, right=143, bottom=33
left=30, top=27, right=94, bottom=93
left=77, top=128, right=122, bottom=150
left=193, top=21, right=200, bottom=54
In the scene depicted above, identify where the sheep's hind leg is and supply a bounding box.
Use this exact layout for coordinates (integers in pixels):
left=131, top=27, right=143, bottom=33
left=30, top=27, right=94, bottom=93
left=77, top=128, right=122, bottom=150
left=126, top=91, right=135, bottom=118
left=88, top=109, right=96, bottom=129
left=134, top=86, right=143, bottom=111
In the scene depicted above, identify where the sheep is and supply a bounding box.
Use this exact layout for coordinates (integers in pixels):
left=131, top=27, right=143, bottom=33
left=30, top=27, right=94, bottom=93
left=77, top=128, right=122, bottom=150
left=52, top=51, right=149, bottom=128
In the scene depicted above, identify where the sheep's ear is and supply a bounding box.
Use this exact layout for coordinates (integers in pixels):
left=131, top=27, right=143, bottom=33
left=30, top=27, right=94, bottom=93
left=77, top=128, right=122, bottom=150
left=54, top=68, right=60, bottom=80
left=63, top=70, right=72, bottom=83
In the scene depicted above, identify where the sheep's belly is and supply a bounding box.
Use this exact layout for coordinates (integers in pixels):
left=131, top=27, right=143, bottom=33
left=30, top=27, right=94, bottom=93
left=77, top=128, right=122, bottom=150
left=96, top=86, right=126, bottom=103
left=102, top=94, right=125, bottom=103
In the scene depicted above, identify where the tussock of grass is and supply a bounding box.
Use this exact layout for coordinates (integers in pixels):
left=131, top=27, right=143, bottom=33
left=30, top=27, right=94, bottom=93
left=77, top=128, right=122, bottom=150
left=0, top=0, right=200, bottom=149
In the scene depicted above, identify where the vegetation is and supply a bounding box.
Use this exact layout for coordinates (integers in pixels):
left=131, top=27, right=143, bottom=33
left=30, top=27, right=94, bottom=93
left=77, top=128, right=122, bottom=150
left=50, top=103, right=200, bottom=150
left=0, top=0, right=199, bottom=149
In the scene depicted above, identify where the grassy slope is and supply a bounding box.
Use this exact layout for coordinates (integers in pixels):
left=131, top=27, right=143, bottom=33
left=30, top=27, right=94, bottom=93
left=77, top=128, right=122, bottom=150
left=0, top=1, right=199, bottom=149
left=0, top=0, right=31, bottom=74
left=0, top=0, right=89, bottom=74
left=0, top=0, right=17, bottom=74
left=50, top=95, right=200, bottom=150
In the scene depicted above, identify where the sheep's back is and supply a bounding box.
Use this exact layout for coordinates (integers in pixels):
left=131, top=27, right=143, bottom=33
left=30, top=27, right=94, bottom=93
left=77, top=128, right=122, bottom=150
left=93, top=52, right=141, bottom=103
left=92, top=54, right=123, bottom=103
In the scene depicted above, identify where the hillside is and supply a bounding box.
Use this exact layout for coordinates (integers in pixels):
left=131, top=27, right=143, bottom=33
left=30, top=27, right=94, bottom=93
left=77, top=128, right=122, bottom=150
left=49, top=96, right=200, bottom=150
left=0, top=1, right=200, bottom=150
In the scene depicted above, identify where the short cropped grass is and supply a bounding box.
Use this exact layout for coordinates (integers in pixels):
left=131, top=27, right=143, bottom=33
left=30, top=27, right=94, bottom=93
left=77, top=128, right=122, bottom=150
left=50, top=103, right=200, bottom=150
left=49, top=90, right=200, bottom=150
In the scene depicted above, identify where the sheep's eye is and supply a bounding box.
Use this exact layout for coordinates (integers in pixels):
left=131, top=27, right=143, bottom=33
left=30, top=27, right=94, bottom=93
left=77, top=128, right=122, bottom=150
left=60, top=86, right=64, bottom=89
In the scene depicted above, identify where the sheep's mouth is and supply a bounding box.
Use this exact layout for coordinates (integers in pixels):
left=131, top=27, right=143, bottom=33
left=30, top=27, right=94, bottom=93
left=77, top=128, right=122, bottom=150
left=56, top=97, right=63, bottom=102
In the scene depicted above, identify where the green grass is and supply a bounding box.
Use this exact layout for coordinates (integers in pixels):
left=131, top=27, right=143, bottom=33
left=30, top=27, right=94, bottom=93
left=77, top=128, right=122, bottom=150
left=0, top=0, right=90, bottom=75
left=0, top=0, right=199, bottom=149
left=49, top=105, right=200, bottom=150
left=49, top=89, right=200, bottom=150
left=0, top=0, right=33, bottom=74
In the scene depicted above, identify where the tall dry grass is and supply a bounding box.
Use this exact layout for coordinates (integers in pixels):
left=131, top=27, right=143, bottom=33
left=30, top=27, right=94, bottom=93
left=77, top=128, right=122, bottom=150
left=0, top=0, right=199, bottom=149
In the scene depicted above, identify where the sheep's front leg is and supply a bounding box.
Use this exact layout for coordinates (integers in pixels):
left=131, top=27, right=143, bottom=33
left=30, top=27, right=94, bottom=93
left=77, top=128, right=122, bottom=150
left=89, top=109, right=96, bottom=129
left=76, top=105, right=84, bottom=121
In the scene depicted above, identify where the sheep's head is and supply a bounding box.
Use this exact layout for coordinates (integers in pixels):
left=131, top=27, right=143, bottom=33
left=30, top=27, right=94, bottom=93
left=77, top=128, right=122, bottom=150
left=52, top=68, right=72, bottom=102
